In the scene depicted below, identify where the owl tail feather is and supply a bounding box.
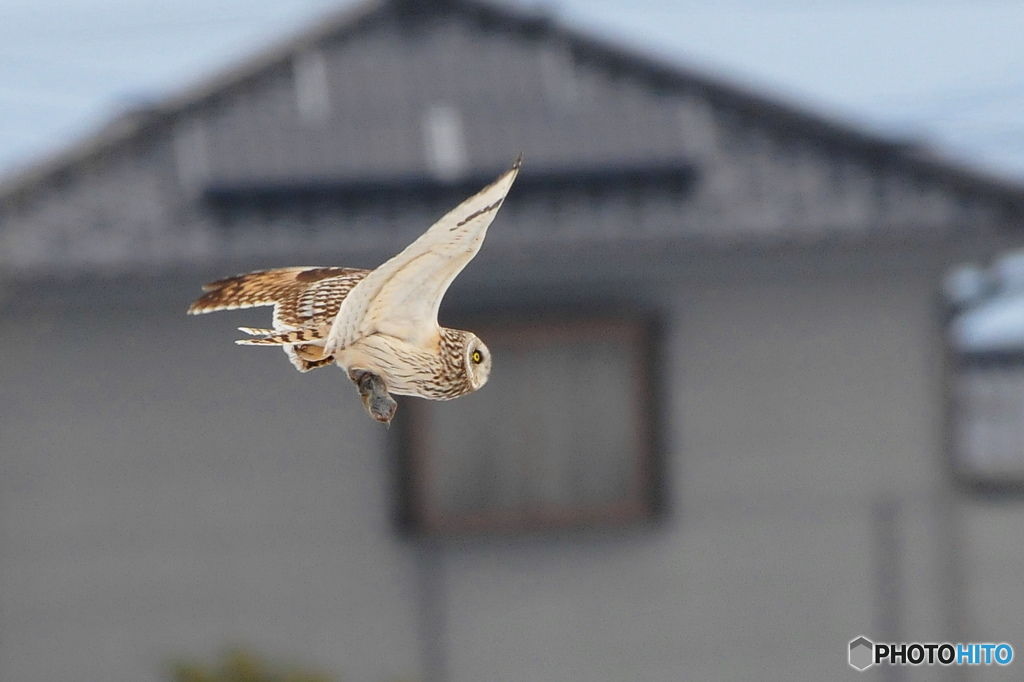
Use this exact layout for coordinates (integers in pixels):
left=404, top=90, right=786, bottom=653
left=235, top=327, right=325, bottom=346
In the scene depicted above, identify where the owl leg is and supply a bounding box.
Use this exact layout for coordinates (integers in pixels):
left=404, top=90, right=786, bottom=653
left=348, top=369, right=397, bottom=424
left=294, top=344, right=329, bottom=361
left=286, top=344, right=336, bottom=372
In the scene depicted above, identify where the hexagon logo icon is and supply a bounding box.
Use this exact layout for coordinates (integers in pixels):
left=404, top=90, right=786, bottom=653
left=849, top=636, right=875, bottom=671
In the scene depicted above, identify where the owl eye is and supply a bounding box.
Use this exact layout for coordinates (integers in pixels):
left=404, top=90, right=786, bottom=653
left=471, top=350, right=484, bottom=364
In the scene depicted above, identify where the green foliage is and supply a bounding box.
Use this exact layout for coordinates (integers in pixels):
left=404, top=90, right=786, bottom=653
left=170, top=647, right=336, bottom=682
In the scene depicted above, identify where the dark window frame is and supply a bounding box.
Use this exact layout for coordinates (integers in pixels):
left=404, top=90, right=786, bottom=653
left=393, top=312, right=665, bottom=535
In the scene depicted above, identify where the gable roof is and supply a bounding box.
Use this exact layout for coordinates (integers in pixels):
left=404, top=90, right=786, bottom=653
left=2, top=0, right=1023, bottom=213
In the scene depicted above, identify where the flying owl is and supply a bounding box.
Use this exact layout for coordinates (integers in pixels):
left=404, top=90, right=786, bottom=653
left=188, top=156, right=521, bottom=423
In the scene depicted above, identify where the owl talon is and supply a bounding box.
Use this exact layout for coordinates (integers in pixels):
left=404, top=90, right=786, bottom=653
left=348, top=369, right=398, bottom=424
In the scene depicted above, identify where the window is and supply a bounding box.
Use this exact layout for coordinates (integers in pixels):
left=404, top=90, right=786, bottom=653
left=952, top=352, right=1024, bottom=485
left=947, top=256, right=1024, bottom=489
left=397, top=315, right=663, bottom=534
left=293, top=49, right=331, bottom=124
left=421, top=103, right=468, bottom=181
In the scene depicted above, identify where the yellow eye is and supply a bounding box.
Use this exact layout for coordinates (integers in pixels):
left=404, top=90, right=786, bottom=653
left=471, top=350, right=483, bottom=364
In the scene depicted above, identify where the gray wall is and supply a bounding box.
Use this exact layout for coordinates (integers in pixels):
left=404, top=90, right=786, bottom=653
left=0, top=278, right=421, bottom=681
left=1, top=242, right=999, bottom=681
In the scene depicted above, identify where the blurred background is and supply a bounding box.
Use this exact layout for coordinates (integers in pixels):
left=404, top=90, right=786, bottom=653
left=2, top=0, right=1024, bottom=680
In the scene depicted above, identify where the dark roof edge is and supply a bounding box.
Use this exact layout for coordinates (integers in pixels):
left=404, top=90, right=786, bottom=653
left=203, top=161, right=697, bottom=206
left=1, top=0, right=1023, bottom=211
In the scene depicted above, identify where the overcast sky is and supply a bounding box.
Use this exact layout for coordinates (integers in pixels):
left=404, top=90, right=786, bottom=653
left=2, top=0, right=1024, bottom=181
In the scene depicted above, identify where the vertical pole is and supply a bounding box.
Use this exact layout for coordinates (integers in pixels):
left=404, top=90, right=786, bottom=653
left=415, top=539, right=448, bottom=682
left=938, top=298, right=969, bottom=682
left=873, top=494, right=904, bottom=682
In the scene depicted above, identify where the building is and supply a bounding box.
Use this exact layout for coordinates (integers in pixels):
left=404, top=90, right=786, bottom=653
left=2, top=0, right=1024, bottom=680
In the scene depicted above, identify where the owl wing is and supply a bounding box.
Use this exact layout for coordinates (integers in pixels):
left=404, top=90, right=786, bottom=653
left=324, top=156, right=520, bottom=355
left=188, top=266, right=371, bottom=330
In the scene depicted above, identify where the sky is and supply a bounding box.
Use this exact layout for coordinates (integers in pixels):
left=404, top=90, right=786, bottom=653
left=2, top=0, right=1024, bottom=182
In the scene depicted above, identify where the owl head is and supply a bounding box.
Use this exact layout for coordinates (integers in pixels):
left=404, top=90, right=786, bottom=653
left=463, top=332, right=492, bottom=392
